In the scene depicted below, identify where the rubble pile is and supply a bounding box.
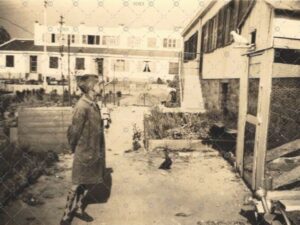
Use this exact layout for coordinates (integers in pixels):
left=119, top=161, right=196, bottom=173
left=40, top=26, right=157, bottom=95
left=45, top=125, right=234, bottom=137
left=0, top=141, right=59, bottom=206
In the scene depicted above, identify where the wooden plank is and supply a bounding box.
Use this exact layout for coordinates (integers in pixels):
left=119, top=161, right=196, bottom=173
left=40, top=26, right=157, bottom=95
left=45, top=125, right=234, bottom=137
left=19, top=107, right=72, bottom=112
left=266, top=139, right=300, bottom=163
left=236, top=55, right=250, bottom=175
left=244, top=139, right=300, bottom=166
left=19, top=110, right=72, bottom=116
left=17, top=107, right=73, bottom=152
left=246, top=114, right=259, bottom=125
left=10, top=128, right=18, bottom=143
left=19, top=126, right=68, bottom=134
left=18, top=121, right=71, bottom=128
left=18, top=116, right=72, bottom=123
left=267, top=191, right=300, bottom=201
left=273, top=165, right=300, bottom=189
left=253, top=48, right=274, bottom=190
left=279, top=200, right=300, bottom=212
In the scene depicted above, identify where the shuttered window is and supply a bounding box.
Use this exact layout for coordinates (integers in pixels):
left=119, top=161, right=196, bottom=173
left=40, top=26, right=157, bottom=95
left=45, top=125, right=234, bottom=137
left=202, top=23, right=208, bottom=53
left=212, top=15, right=218, bottom=50
left=224, top=4, right=232, bottom=45
left=217, top=7, right=225, bottom=48
left=184, top=32, right=198, bottom=61
left=208, top=19, right=214, bottom=52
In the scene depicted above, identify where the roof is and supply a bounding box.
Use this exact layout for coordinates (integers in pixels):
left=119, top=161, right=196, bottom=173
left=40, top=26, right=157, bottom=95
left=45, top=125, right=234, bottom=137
left=182, top=0, right=217, bottom=37
left=0, top=39, right=180, bottom=58
left=264, top=0, right=300, bottom=11
left=182, top=0, right=300, bottom=37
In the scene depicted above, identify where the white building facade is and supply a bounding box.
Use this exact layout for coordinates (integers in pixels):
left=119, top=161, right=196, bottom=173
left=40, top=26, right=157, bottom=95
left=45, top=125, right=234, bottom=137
left=0, top=23, right=182, bottom=93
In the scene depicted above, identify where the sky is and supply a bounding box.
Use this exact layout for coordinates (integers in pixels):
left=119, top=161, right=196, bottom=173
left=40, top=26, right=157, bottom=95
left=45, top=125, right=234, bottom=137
left=0, top=0, right=208, bottom=38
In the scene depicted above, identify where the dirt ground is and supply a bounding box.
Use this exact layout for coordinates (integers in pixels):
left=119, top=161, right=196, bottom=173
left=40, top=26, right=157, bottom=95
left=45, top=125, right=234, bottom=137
left=0, top=106, right=251, bottom=225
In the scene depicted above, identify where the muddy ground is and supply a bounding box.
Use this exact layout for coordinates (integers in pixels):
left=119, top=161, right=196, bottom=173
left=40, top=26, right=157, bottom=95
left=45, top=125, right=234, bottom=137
left=0, top=106, right=251, bottom=225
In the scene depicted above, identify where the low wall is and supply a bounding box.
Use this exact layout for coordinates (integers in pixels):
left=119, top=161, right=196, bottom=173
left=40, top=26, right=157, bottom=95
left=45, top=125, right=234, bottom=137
left=147, top=139, right=205, bottom=151
left=201, top=79, right=240, bottom=128
left=6, top=84, right=72, bottom=95
left=18, top=107, right=72, bottom=152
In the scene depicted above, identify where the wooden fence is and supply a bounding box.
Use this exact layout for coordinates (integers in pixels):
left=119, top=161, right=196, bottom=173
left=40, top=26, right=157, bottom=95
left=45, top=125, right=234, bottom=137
left=18, top=107, right=72, bottom=152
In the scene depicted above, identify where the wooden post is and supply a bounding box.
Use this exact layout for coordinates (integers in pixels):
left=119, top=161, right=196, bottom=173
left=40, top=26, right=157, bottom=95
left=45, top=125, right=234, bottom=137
left=236, top=55, right=250, bottom=175
left=253, top=48, right=274, bottom=189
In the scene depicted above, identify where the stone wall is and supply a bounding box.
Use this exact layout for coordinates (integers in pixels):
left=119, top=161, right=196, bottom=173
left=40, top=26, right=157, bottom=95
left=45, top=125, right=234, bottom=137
left=201, top=79, right=240, bottom=128
left=201, top=77, right=300, bottom=152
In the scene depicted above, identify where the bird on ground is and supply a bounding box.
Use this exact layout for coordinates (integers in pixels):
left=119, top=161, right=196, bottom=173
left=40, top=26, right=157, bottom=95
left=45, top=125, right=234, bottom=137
left=159, top=149, right=173, bottom=170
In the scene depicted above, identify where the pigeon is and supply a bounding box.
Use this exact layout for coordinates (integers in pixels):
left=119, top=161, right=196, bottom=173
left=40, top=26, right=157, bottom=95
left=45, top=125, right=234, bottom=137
left=230, top=31, right=249, bottom=45
left=159, top=149, right=172, bottom=170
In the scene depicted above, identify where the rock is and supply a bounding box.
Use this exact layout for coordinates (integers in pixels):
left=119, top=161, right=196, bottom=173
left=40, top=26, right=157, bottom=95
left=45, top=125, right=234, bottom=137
left=22, top=193, right=44, bottom=206
left=175, top=212, right=191, bottom=217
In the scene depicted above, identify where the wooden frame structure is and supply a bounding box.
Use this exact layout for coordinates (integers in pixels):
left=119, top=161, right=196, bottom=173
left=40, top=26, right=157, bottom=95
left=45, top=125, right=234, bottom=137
left=236, top=47, right=274, bottom=190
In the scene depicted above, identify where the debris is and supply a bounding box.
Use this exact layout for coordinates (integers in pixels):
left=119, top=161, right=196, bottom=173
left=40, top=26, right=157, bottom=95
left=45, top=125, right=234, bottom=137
left=159, top=149, right=172, bottom=170
left=175, top=212, right=191, bottom=217
left=22, top=193, right=44, bottom=206
left=132, top=124, right=143, bottom=151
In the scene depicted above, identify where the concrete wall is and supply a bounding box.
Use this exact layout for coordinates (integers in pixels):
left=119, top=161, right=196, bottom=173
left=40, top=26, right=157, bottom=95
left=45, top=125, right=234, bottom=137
left=0, top=51, right=178, bottom=84
left=34, top=23, right=182, bottom=51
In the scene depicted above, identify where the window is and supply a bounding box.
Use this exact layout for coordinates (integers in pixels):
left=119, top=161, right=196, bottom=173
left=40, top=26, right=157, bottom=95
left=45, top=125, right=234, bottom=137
left=51, top=33, right=56, bottom=43
left=96, top=36, right=100, bottom=45
left=217, top=7, right=225, bottom=48
left=147, top=37, right=156, bottom=48
left=113, top=59, right=126, bottom=72
left=82, top=35, right=87, bottom=44
left=75, top=58, right=85, bottom=70
left=6, top=55, right=14, bottom=67
left=212, top=15, right=218, bottom=50
left=30, top=56, right=38, bottom=73
left=163, top=38, right=177, bottom=48
left=274, top=48, right=300, bottom=65
left=251, top=29, right=256, bottom=44
left=143, top=61, right=151, bottom=72
left=202, top=1, right=237, bottom=52
left=202, top=23, right=208, bottom=53
left=127, top=36, right=141, bottom=48
left=67, top=34, right=75, bottom=44
left=103, top=36, right=119, bottom=46
left=172, top=39, right=177, bottom=48
left=183, top=31, right=198, bottom=61
left=163, top=39, right=168, bottom=48
left=224, top=3, right=233, bottom=45
left=87, top=35, right=100, bottom=45
left=169, top=62, right=179, bottom=75
left=49, top=57, right=58, bottom=69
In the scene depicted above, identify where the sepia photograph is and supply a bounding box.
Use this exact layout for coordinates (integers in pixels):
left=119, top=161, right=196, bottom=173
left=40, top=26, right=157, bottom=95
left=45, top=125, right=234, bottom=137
left=0, top=0, right=299, bottom=224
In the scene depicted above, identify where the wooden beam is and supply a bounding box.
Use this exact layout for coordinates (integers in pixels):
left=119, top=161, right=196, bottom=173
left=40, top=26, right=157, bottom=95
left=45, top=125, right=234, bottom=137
left=253, top=48, right=274, bottom=190
left=246, top=114, right=259, bottom=125
left=266, top=139, right=300, bottom=163
left=279, top=200, right=300, bottom=212
left=244, top=139, right=300, bottom=166
left=267, top=191, right=300, bottom=201
left=236, top=56, right=250, bottom=175
left=273, top=165, right=300, bottom=189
